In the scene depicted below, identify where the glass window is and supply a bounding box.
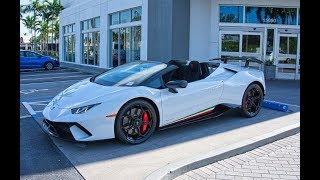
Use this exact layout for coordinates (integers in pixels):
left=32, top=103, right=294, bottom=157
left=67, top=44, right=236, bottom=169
left=111, top=29, right=119, bottom=67
left=94, top=61, right=167, bottom=86
left=111, top=26, right=141, bottom=67
left=279, top=36, right=297, bottom=55
left=144, top=77, right=162, bottom=89
left=111, top=13, right=119, bottom=25
left=25, top=51, right=40, bottom=58
left=82, top=33, right=88, bottom=64
left=298, top=8, right=300, bottom=25
left=131, top=26, right=141, bottom=61
left=266, top=29, right=274, bottom=61
left=131, top=7, right=142, bottom=21
left=220, top=6, right=243, bottom=23
left=20, top=51, right=25, bottom=57
left=82, top=31, right=99, bottom=66
left=82, top=20, right=89, bottom=30
left=245, top=7, right=297, bottom=25
left=221, top=34, right=240, bottom=52
left=242, top=35, right=260, bottom=53
left=120, top=10, right=131, bottom=23
left=94, top=17, right=100, bottom=28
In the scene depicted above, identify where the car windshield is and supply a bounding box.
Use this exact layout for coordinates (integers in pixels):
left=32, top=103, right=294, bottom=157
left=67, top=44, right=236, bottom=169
left=93, top=61, right=167, bottom=86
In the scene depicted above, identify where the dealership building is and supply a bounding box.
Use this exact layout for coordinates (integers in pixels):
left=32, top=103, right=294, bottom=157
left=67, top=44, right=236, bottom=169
left=59, top=0, right=300, bottom=80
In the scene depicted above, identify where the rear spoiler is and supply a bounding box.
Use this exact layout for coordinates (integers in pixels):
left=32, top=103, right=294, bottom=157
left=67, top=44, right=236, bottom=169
left=209, top=56, right=264, bottom=67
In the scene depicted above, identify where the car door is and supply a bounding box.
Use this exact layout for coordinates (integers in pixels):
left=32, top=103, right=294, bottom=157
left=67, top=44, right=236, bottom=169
left=160, top=69, right=224, bottom=127
left=24, top=51, right=41, bottom=68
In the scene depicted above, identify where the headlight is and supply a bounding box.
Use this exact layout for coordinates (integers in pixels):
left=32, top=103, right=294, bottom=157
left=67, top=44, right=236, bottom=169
left=71, top=103, right=101, bottom=114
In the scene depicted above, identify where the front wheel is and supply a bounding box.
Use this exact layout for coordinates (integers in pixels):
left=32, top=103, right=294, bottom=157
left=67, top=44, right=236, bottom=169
left=45, top=62, right=54, bottom=70
left=115, top=100, right=157, bottom=144
left=240, top=83, right=263, bottom=118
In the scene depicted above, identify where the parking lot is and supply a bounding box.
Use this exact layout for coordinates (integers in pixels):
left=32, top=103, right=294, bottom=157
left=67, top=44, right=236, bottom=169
left=20, top=67, right=300, bottom=180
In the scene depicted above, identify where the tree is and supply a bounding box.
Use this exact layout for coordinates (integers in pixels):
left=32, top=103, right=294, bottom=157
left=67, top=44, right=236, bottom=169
left=44, top=0, right=63, bottom=52
left=53, top=20, right=59, bottom=52
left=21, top=0, right=43, bottom=50
left=21, top=15, right=36, bottom=49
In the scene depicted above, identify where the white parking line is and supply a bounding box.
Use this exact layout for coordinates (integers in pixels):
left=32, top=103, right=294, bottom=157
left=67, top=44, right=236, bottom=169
left=21, top=71, right=86, bottom=77
left=28, top=100, right=50, bottom=105
left=22, top=102, right=36, bottom=115
left=20, top=75, right=91, bottom=81
left=20, top=79, right=81, bottom=86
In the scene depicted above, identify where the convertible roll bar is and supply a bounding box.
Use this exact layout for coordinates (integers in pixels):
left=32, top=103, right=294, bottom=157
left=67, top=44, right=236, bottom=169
left=209, top=56, right=264, bottom=67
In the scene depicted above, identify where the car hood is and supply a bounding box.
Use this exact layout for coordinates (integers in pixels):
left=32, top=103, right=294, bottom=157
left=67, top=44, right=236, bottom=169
left=48, top=78, right=130, bottom=109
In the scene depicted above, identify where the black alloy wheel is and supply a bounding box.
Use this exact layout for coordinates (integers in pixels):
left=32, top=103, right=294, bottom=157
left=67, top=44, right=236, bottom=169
left=115, top=100, right=157, bottom=144
left=240, top=83, right=263, bottom=118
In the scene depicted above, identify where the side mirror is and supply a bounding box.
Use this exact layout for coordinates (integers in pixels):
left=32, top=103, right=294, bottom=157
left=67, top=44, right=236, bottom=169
left=165, top=80, right=188, bottom=93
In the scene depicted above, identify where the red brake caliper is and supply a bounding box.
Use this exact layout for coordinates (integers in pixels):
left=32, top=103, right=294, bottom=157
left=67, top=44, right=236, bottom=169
left=141, top=112, right=149, bottom=134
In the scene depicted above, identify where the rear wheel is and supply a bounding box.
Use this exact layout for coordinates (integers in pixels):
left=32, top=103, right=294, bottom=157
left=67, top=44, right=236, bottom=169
left=240, top=83, right=263, bottom=118
left=115, top=100, right=157, bottom=144
left=45, top=62, right=54, bottom=70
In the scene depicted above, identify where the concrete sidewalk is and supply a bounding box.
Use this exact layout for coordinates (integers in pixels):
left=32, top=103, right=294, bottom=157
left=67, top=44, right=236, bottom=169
left=175, top=133, right=300, bottom=180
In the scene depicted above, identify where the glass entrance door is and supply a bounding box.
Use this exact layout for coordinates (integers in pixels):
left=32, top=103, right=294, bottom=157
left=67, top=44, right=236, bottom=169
left=275, top=33, right=300, bottom=79
left=220, top=31, right=263, bottom=69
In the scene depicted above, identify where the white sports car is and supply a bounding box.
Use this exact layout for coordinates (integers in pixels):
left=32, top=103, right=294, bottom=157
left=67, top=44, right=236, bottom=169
left=42, top=58, right=266, bottom=144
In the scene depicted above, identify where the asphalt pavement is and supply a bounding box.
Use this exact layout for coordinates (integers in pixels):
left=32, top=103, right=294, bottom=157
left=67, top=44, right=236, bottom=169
left=20, top=67, right=94, bottom=179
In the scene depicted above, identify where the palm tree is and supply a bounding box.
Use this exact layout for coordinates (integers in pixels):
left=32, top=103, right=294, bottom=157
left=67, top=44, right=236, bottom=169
left=53, top=20, right=59, bottom=52
left=44, top=0, right=63, bottom=52
left=21, top=15, right=36, bottom=49
left=21, top=0, right=43, bottom=50
left=39, top=21, right=50, bottom=54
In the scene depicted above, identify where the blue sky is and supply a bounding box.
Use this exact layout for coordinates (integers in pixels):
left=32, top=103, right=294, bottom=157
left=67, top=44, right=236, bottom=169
left=20, top=0, right=34, bottom=37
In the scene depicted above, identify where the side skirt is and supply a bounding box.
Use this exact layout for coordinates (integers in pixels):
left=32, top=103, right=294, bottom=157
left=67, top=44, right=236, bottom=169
left=159, top=104, right=234, bottom=131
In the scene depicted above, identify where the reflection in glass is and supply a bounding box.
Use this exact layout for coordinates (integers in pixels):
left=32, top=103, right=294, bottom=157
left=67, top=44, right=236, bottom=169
left=278, top=58, right=296, bottom=64
left=120, top=10, right=131, bottom=23
left=111, top=29, right=119, bottom=67
left=131, top=26, right=141, bottom=61
left=71, top=35, right=75, bottom=62
left=245, top=7, right=297, bottom=25
left=221, top=34, right=240, bottom=52
left=119, top=28, right=127, bottom=65
left=131, top=7, right=142, bottom=21
left=111, top=13, right=119, bottom=25
left=82, top=20, right=89, bottom=30
left=220, top=6, right=243, bottom=23
left=242, top=35, right=260, bottom=53
left=279, top=36, right=297, bottom=55
left=110, top=26, right=141, bottom=68
left=278, top=68, right=296, bottom=73
left=82, top=33, right=88, bottom=64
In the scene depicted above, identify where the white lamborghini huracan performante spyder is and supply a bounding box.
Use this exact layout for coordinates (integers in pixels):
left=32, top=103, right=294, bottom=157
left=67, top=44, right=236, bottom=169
left=42, top=58, right=266, bottom=144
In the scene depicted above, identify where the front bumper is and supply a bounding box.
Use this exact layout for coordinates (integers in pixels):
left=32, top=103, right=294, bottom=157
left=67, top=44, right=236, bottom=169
left=42, top=119, right=92, bottom=141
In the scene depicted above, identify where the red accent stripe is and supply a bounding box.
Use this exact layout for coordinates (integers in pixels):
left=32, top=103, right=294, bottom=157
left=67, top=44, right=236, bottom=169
left=164, top=109, right=214, bottom=127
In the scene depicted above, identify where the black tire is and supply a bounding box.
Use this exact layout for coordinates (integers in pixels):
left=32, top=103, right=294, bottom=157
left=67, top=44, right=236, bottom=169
left=240, top=83, right=264, bottom=118
left=45, top=62, right=54, bottom=70
left=115, top=100, right=157, bottom=144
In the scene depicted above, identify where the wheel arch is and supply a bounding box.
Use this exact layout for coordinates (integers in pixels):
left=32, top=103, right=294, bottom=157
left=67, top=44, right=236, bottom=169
left=251, top=81, right=265, bottom=96
left=117, top=97, right=161, bottom=130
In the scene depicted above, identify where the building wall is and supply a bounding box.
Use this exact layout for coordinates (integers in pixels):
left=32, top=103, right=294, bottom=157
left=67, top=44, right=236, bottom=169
left=189, top=0, right=300, bottom=61
left=59, top=0, right=145, bottom=68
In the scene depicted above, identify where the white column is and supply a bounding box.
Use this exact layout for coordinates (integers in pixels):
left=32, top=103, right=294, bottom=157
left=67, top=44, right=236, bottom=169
left=140, top=0, right=148, bottom=60
left=99, top=2, right=109, bottom=68
left=75, top=12, right=81, bottom=64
